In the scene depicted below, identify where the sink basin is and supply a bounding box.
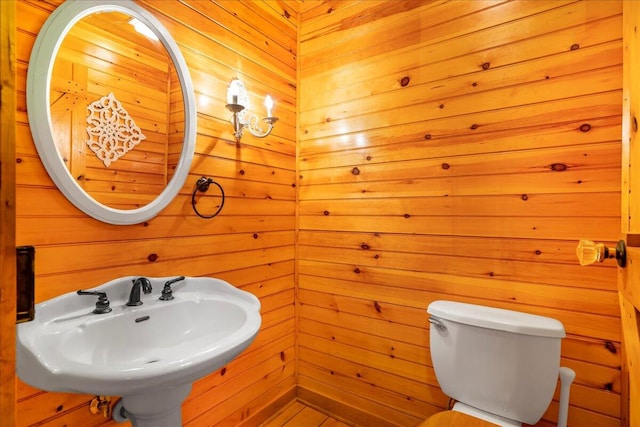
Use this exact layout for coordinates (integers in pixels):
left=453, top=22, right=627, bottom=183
left=17, top=276, right=261, bottom=426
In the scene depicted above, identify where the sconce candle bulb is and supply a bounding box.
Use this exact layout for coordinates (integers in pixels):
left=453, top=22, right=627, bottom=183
left=225, top=78, right=278, bottom=141
left=265, top=95, right=273, bottom=117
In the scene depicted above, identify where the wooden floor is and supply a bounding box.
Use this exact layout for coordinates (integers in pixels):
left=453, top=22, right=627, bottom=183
left=260, top=400, right=353, bottom=427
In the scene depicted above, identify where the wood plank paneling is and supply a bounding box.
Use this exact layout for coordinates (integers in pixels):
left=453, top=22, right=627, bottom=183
left=298, top=1, right=623, bottom=426
left=620, top=3, right=640, bottom=425
left=14, top=0, right=298, bottom=425
left=1, top=1, right=17, bottom=425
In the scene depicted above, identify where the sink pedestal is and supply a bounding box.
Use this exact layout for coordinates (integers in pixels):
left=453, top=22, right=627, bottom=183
left=113, top=383, right=192, bottom=427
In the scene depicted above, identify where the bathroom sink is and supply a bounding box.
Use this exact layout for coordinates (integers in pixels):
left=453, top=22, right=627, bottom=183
left=17, top=276, right=261, bottom=426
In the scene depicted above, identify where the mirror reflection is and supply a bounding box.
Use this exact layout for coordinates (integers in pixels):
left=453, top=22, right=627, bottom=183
left=51, top=10, right=184, bottom=210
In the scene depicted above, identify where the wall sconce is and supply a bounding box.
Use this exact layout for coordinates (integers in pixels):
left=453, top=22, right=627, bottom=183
left=225, top=78, right=278, bottom=141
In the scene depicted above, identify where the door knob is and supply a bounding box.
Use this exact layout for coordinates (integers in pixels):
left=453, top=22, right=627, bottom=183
left=576, top=239, right=626, bottom=267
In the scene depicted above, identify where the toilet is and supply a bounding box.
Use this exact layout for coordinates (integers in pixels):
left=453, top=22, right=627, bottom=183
left=423, top=301, right=575, bottom=427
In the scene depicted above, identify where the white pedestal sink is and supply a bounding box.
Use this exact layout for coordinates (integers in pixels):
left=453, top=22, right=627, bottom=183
left=16, top=276, right=261, bottom=426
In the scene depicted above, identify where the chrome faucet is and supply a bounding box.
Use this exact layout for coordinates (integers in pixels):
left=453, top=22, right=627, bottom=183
left=126, top=277, right=152, bottom=306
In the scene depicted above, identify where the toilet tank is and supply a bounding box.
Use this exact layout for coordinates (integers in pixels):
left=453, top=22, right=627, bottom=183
left=427, top=301, right=566, bottom=425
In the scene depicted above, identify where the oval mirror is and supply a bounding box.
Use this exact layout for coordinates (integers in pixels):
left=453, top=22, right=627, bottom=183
left=27, top=0, right=196, bottom=225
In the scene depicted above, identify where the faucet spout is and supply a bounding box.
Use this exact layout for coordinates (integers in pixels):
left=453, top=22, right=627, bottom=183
left=126, top=277, right=152, bottom=306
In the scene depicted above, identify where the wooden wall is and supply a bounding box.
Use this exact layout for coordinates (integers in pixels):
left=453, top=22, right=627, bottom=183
left=1, top=1, right=18, bottom=425
left=620, top=2, right=640, bottom=425
left=15, top=0, right=298, bottom=425
left=297, top=1, right=623, bottom=427
left=12, top=0, right=628, bottom=426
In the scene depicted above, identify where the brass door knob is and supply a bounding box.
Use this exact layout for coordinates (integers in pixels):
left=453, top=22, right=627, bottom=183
left=576, top=239, right=626, bottom=267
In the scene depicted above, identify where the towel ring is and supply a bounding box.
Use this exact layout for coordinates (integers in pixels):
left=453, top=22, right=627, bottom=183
left=191, top=177, right=225, bottom=219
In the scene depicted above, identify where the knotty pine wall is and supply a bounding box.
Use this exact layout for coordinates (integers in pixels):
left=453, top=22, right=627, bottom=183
left=15, top=0, right=298, bottom=425
left=298, top=1, right=622, bottom=427
left=12, top=0, right=627, bottom=426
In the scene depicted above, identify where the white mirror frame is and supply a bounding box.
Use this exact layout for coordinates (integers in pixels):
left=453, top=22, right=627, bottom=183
left=27, top=0, right=196, bottom=225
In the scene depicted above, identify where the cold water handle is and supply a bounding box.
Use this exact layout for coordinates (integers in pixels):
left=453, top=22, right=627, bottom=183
left=159, top=276, right=186, bottom=301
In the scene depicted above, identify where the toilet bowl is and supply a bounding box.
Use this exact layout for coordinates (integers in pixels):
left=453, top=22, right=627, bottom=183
left=425, top=301, right=575, bottom=427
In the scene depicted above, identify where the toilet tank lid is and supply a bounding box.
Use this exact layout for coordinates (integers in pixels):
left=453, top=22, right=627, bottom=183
left=427, top=301, right=566, bottom=338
